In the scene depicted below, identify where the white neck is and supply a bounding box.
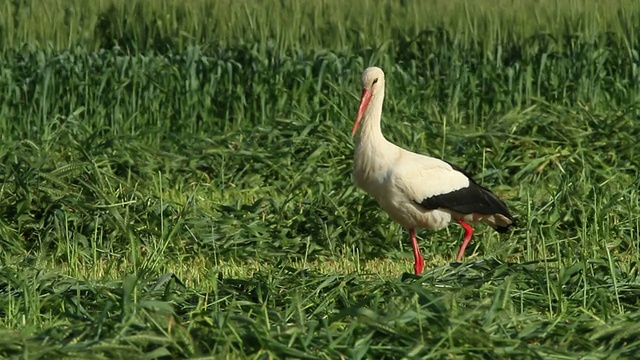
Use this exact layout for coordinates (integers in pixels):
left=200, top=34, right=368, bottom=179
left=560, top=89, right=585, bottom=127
left=354, top=85, right=398, bottom=174
left=358, top=90, right=386, bottom=144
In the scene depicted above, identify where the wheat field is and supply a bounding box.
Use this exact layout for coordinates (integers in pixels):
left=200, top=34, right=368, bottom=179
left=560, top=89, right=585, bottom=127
left=1, top=0, right=640, bottom=358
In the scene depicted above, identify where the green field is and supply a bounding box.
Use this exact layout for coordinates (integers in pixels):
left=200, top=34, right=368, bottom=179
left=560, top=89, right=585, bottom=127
left=1, top=0, right=640, bottom=358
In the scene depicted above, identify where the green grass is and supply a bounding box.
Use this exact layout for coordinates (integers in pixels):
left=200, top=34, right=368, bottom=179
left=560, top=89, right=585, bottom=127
left=1, top=0, right=639, bottom=52
left=1, top=0, right=640, bottom=358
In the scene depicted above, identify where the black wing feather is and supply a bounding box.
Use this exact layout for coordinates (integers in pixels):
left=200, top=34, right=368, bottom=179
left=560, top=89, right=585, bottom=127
left=416, top=161, right=515, bottom=229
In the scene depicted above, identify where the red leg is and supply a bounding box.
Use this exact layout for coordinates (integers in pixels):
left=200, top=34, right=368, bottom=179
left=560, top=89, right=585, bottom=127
left=409, top=228, right=424, bottom=274
left=456, top=220, right=474, bottom=261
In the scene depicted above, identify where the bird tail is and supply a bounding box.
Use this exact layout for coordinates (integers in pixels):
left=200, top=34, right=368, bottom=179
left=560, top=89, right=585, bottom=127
left=495, top=221, right=515, bottom=233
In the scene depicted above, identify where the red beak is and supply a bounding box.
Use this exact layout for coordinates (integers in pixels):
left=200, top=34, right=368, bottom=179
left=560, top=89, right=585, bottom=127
left=352, top=89, right=372, bottom=137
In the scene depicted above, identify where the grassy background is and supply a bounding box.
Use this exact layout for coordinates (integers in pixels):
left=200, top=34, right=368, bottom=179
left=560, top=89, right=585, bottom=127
left=1, top=0, right=640, bottom=358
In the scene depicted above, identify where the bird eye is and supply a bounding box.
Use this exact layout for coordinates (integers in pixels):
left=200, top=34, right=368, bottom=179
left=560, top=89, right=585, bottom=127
left=372, top=78, right=379, bottom=85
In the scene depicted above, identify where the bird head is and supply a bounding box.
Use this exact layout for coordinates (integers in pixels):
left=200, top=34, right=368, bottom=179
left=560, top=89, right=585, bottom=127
left=352, top=67, right=385, bottom=137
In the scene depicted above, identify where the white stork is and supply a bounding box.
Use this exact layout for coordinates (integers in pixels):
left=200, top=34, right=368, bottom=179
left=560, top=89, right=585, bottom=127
left=352, top=66, right=515, bottom=274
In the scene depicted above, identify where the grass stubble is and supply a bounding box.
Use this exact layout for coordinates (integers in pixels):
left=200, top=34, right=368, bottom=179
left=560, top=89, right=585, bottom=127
left=1, top=0, right=640, bottom=358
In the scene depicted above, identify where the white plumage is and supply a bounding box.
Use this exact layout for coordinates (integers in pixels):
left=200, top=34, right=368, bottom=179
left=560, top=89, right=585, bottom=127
left=352, top=67, right=514, bottom=274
